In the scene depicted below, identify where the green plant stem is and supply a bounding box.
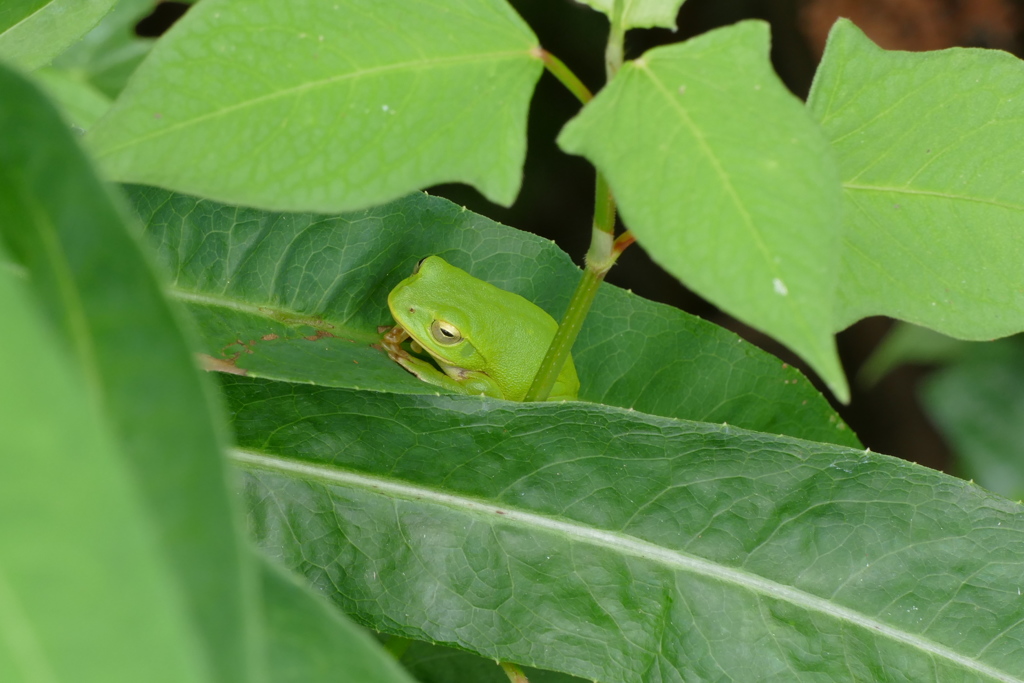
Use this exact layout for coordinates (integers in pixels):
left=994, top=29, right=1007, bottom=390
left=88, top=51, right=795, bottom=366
left=525, top=13, right=631, bottom=402
left=533, top=48, right=593, bottom=104
left=524, top=170, right=623, bottom=403
left=524, top=261, right=604, bottom=402
left=605, top=0, right=626, bottom=81
left=500, top=661, right=530, bottom=683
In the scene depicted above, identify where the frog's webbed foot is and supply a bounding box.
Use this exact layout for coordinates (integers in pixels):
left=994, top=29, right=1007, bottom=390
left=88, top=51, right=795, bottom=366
left=381, top=325, right=459, bottom=389
left=381, top=325, right=411, bottom=362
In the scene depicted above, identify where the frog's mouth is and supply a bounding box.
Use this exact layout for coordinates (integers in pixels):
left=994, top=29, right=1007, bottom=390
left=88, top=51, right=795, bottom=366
left=388, top=328, right=457, bottom=376
left=407, top=337, right=470, bottom=378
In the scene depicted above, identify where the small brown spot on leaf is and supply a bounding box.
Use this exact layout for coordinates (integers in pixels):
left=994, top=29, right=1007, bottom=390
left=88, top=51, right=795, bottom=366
left=196, top=353, right=248, bottom=376
left=303, top=329, right=340, bottom=342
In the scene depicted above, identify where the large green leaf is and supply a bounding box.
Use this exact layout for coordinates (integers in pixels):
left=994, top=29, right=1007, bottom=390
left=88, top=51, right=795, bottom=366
left=575, top=0, right=688, bottom=30
left=0, top=63, right=261, bottom=683
left=87, top=0, right=542, bottom=212
left=232, top=376, right=1024, bottom=682
left=0, top=0, right=117, bottom=70
left=558, top=21, right=847, bottom=402
left=0, top=246, right=208, bottom=683
left=808, top=19, right=1024, bottom=339
left=125, top=185, right=858, bottom=447
left=260, top=557, right=418, bottom=683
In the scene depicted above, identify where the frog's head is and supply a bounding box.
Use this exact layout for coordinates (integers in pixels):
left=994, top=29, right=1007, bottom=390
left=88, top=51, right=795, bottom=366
left=387, top=256, right=489, bottom=371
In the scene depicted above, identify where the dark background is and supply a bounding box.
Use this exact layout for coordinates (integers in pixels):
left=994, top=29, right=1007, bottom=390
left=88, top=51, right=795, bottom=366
left=140, top=0, right=1024, bottom=472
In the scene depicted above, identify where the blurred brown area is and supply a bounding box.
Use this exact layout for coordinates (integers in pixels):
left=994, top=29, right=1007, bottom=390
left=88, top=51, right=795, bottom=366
left=140, top=0, right=1024, bottom=472
left=800, top=0, right=1021, bottom=56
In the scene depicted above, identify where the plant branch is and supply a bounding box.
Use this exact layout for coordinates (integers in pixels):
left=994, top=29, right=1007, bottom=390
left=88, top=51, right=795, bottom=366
left=605, top=0, right=626, bottom=81
left=533, top=48, right=593, bottom=105
left=524, top=6, right=634, bottom=402
left=525, top=179, right=624, bottom=401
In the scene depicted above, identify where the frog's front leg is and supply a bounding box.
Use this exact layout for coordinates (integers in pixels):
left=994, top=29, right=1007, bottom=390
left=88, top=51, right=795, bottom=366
left=381, top=325, right=471, bottom=395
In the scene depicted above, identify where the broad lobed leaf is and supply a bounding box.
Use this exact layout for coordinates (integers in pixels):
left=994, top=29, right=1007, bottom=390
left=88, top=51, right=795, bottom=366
left=232, top=376, right=1024, bottom=683
left=808, top=19, right=1024, bottom=340
left=125, top=185, right=858, bottom=447
left=87, top=0, right=542, bottom=212
left=559, top=21, right=848, bottom=402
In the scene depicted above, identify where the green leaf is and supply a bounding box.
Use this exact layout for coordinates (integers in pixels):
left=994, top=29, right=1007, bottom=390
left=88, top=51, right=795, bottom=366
left=260, top=556, right=418, bottom=683
left=231, top=376, right=1024, bottom=683
left=807, top=19, right=1024, bottom=340
left=575, top=0, right=687, bottom=30
left=51, top=0, right=156, bottom=99
left=858, top=322, right=971, bottom=387
left=31, top=66, right=112, bottom=130
left=87, top=0, right=542, bottom=212
left=0, top=248, right=209, bottom=683
left=125, top=185, right=858, bottom=447
left=0, top=63, right=261, bottom=683
left=921, top=338, right=1024, bottom=500
left=0, top=0, right=117, bottom=70
left=558, top=21, right=847, bottom=402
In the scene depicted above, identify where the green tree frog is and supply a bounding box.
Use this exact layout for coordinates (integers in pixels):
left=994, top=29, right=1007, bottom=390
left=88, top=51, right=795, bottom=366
left=382, top=256, right=579, bottom=401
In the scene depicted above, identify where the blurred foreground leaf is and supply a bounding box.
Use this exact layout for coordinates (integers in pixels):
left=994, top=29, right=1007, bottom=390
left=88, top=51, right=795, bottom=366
left=261, top=557, right=417, bottom=683
left=126, top=186, right=857, bottom=447
left=234, top=376, right=1024, bottom=682
left=559, top=21, right=847, bottom=401
left=31, top=66, right=112, bottom=129
left=0, top=62, right=241, bottom=682
left=0, top=60, right=425, bottom=683
left=88, top=0, right=542, bottom=211
left=809, top=20, right=1024, bottom=339
left=0, top=244, right=209, bottom=683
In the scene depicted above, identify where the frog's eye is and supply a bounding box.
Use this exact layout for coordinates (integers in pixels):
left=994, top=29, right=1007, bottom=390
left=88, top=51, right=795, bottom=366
left=430, top=320, right=462, bottom=345
left=412, top=257, right=429, bottom=274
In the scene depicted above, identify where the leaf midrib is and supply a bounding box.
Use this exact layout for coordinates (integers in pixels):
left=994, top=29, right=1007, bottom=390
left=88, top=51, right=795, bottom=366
left=92, top=50, right=534, bottom=157
left=230, top=447, right=1022, bottom=683
left=632, top=55, right=833, bottom=382
left=844, top=183, right=1024, bottom=211
left=168, top=287, right=382, bottom=344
